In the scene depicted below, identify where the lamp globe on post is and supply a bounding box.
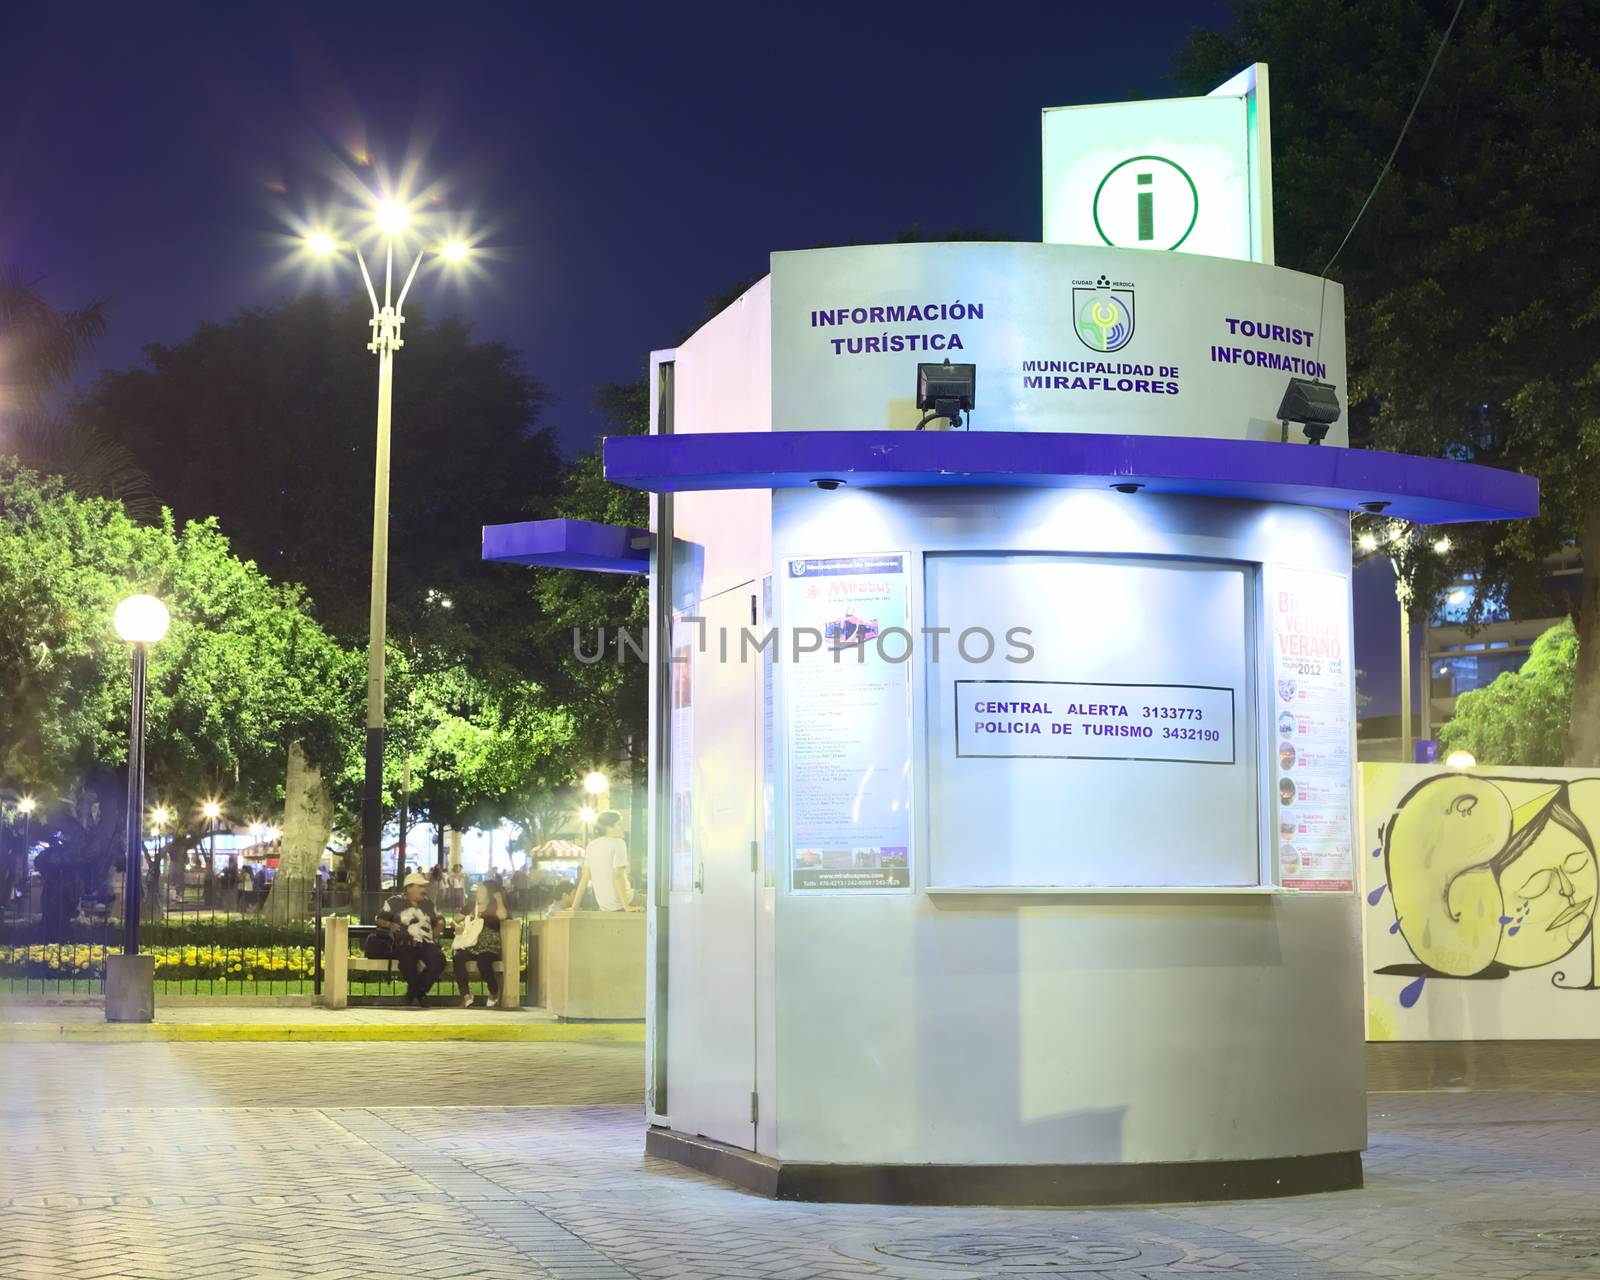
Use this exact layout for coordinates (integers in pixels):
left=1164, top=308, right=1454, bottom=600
left=16, top=796, right=35, bottom=889
left=109, top=593, right=168, bottom=1023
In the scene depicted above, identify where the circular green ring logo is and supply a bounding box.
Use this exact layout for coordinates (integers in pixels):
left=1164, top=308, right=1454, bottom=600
left=1092, top=154, right=1199, bottom=251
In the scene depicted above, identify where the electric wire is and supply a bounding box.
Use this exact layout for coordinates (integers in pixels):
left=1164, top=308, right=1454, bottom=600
left=1316, top=0, right=1468, bottom=359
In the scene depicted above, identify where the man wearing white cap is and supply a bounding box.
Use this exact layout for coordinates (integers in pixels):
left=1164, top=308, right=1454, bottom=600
left=375, top=871, right=446, bottom=1006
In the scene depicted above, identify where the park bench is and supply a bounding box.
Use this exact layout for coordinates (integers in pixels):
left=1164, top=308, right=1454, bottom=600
left=320, top=915, right=523, bottom=1010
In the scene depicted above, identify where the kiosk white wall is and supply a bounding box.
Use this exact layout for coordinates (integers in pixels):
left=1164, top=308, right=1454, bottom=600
left=621, top=235, right=1410, bottom=1202
left=480, top=75, right=1533, bottom=1201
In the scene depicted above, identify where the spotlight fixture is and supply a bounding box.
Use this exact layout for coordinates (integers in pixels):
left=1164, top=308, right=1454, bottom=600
left=1276, top=377, right=1342, bottom=444
left=1111, top=482, right=1144, bottom=494
left=915, top=359, right=976, bottom=430
left=811, top=478, right=844, bottom=491
left=1360, top=501, right=1391, bottom=515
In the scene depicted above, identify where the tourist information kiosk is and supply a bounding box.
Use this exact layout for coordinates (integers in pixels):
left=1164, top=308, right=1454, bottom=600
left=484, top=72, right=1537, bottom=1203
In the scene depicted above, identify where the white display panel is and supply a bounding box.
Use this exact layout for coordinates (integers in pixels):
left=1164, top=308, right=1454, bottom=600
left=926, top=553, right=1260, bottom=888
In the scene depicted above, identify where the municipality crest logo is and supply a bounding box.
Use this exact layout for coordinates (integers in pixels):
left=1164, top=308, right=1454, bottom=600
left=1073, top=276, right=1135, bottom=353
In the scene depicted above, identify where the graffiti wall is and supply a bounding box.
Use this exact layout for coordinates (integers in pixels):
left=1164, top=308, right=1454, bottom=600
left=1360, top=764, right=1600, bottom=1040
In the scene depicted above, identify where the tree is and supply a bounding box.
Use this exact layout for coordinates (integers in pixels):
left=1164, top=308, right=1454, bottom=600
left=0, top=460, right=357, bottom=927
left=0, top=269, right=106, bottom=414
left=1177, top=1, right=1600, bottom=762
left=78, top=293, right=562, bottom=658
left=78, top=291, right=578, bottom=874
left=1440, top=618, right=1577, bottom=766
left=0, top=270, right=153, bottom=515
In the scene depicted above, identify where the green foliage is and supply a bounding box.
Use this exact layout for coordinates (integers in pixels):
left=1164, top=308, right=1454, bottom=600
left=1177, top=0, right=1600, bottom=618
left=77, top=293, right=561, bottom=652
left=375, top=659, right=578, bottom=832
left=527, top=379, right=649, bottom=771
left=0, top=269, right=107, bottom=413
left=1439, top=618, right=1578, bottom=766
left=0, top=460, right=357, bottom=827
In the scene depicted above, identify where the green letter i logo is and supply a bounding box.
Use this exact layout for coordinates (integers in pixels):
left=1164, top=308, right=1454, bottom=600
left=1136, top=173, right=1153, bottom=242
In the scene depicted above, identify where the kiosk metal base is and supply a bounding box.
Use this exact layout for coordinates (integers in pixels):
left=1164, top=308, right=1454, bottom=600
left=646, top=1127, right=1362, bottom=1205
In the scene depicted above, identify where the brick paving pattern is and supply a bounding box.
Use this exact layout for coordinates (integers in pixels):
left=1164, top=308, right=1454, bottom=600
left=2, top=1040, right=1599, bottom=1279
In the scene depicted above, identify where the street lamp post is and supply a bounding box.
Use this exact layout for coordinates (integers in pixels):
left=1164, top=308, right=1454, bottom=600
left=14, top=796, right=34, bottom=918
left=306, top=205, right=471, bottom=920
left=1357, top=525, right=1452, bottom=762
left=202, top=800, right=222, bottom=880
left=151, top=806, right=171, bottom=911
left=109, top=593, right=169, bottom=1022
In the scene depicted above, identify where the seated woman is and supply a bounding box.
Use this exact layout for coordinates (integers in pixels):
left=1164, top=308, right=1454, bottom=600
left=452, top=878, right=509, bottom=1008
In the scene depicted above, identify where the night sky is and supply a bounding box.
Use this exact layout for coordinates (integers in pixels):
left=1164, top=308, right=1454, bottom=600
left=2, top=0, right=1417, bottom=718
left=2, top=1, right=1236, bottom=450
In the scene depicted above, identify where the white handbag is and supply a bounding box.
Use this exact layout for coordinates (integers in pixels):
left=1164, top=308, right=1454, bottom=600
left=456, top=910, right=484, bottom=949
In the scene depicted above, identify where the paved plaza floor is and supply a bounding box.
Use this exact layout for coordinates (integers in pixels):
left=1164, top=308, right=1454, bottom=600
left=2, top=1040, right=1598, bottom=1280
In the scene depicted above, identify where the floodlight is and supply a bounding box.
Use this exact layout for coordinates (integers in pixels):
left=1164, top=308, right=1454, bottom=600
left=306, top=232, right=336, bottom=256
left=1276, top=377, right=1342, bottom=444
left=441, top=240, right=470, bottom=262
left=915, top=358, right=976, bottom=430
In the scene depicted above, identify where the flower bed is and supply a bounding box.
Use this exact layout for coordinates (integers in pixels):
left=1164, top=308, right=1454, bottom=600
left=0, top=943, right=318, bottom=981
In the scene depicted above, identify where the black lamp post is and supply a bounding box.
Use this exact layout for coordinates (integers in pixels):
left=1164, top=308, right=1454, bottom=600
left=113, top=594, right=168, bottom=957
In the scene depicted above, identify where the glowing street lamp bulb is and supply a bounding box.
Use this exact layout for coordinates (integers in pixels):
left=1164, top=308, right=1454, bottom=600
left=441, top=239, right=470, bottom=262
left=1445, top=750, right=1477, bottom=770
left=249, top=823, right=265, bottom=838
left=1357, top=532, right=1379, bottom=554
left=18, top=796, right=35, bottom=815
left=114, top=594, right=170, bottom=644
left=375, top=200, right=409, bottom=234
left=1433, top=536, right=1452, bottom=555
left=306, top=232, right=336, bottom=256
left=202, top=801, right=221, bottom=821
left=578, top=806, right=598, bottom=826
left=582, top=771, right=609, bottom=795
left=151, top=806, right=171, bottom=827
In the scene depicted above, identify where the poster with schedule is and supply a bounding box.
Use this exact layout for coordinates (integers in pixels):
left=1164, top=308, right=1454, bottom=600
left=1271, top=566, right=1354, bottom=891
left=784, top=554, right=913, bottom=893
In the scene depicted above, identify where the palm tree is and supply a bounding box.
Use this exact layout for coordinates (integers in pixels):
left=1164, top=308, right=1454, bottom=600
left=0, top=268, right=107, bottom=412
left=0, top=270, right=154, bottom=517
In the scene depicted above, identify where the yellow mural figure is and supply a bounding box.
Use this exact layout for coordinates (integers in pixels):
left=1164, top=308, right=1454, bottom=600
left=1382, top=775, right=1599, bottom=986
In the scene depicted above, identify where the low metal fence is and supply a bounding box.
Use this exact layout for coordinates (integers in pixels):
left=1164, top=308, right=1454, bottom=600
left=0, top=878, right=332, bottom=998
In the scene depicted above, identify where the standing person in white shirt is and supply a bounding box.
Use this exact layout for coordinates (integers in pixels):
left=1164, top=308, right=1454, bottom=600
left=571, top=811, right=640, bottom=912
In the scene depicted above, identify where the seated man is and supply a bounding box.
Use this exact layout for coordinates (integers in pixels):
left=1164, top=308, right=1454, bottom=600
left=373, top=871, right=446, bottom=1007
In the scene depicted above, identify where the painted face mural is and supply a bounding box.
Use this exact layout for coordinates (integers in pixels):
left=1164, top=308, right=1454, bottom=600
left=1383, top=775, right=1599, bottom=978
